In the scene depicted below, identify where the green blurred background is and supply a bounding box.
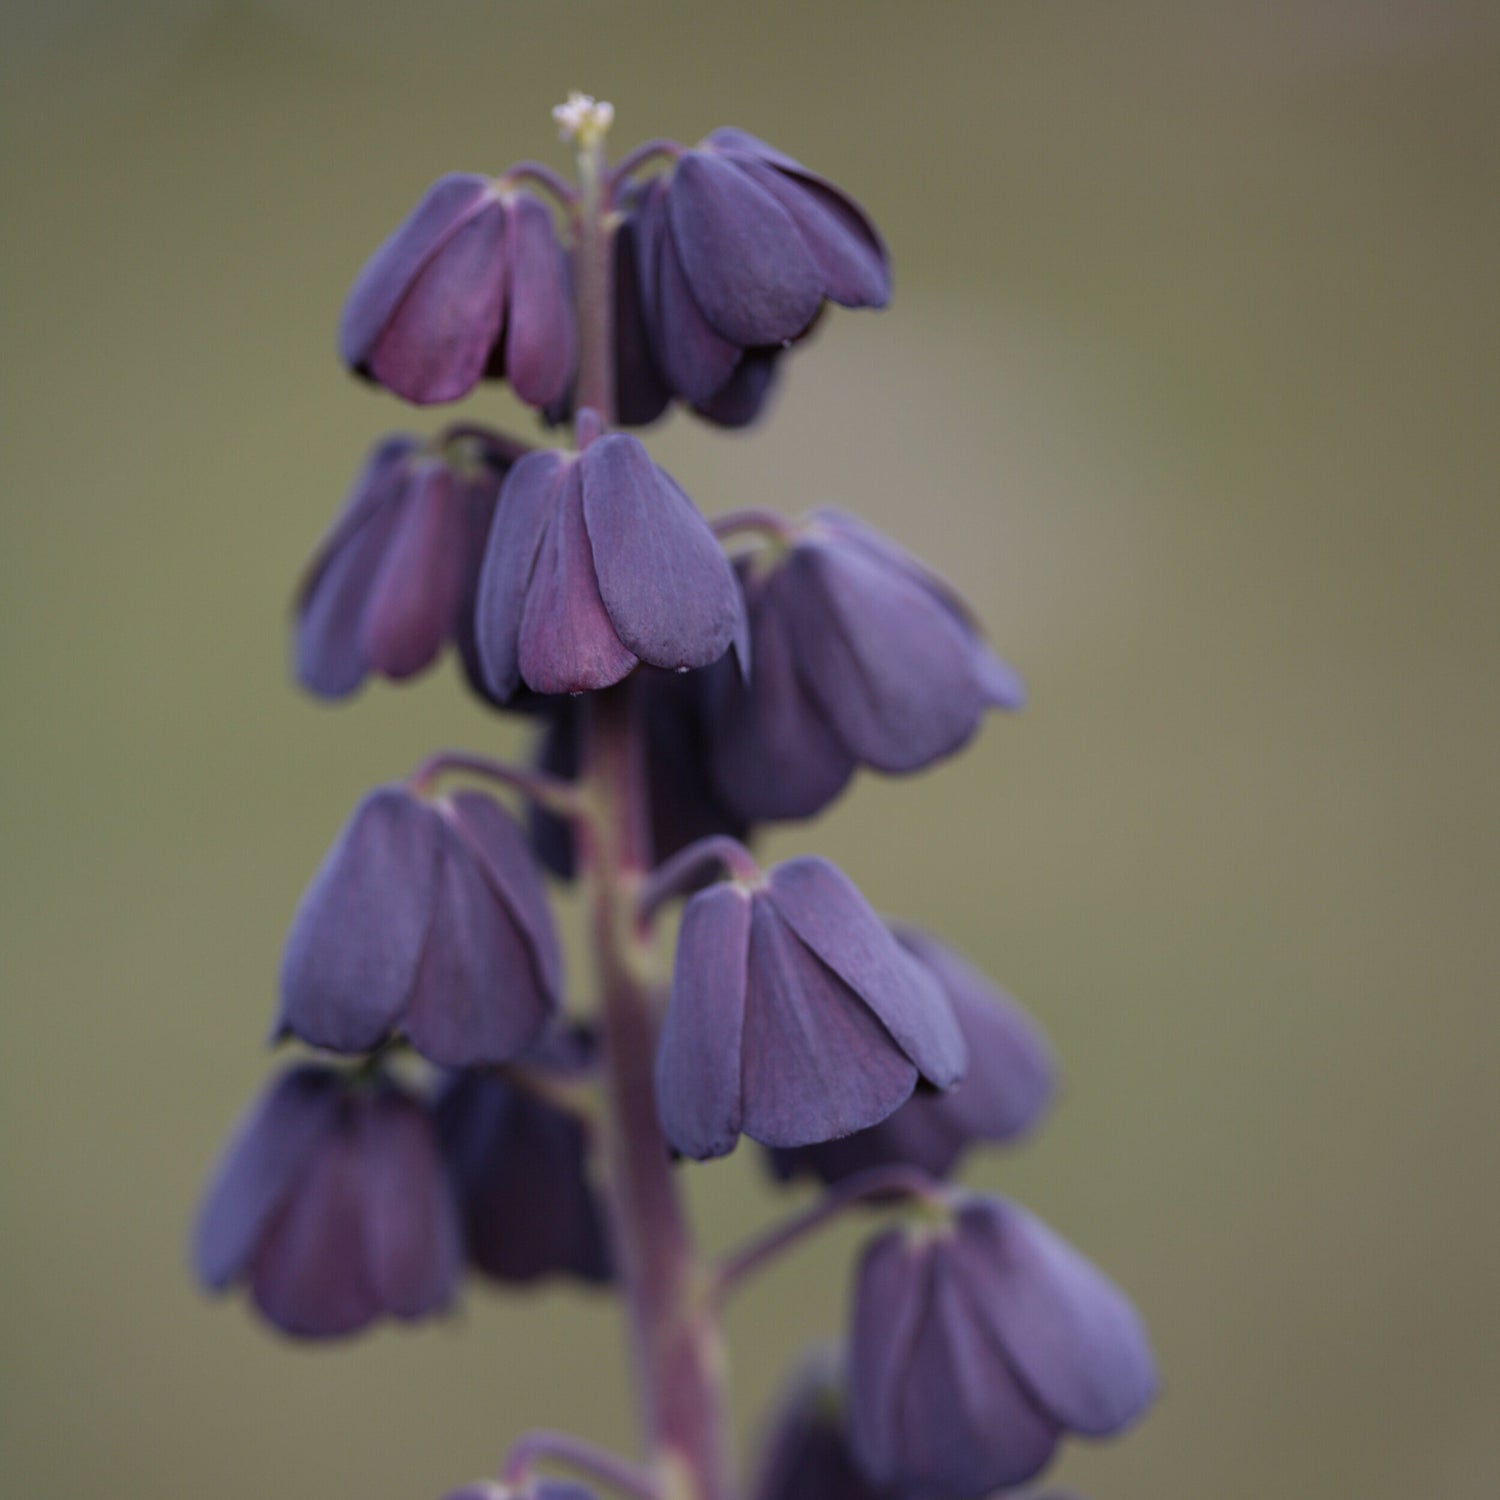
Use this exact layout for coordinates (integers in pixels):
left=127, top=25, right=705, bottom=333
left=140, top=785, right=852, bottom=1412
left=3, top=3, right=1497, bottom=1497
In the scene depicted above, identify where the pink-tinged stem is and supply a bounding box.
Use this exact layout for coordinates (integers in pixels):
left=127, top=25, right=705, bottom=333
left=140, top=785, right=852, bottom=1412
left=503, top=160, right=579, bottom=205
left=582, top=684, right=733, bottom=1500
left=638, top=836, right=762, bottom=924
left=406, top=751, right=579, bottom=819
left=502, top=1429, right=661, bottom=1500
left=711, top=1165, right=952, bottom=1307
left=573, top=135, right=616, bottom=422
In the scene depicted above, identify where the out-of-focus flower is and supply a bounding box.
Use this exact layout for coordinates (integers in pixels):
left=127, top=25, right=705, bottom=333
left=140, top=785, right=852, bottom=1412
left=276, top=785, right=561, bottom=1067
left=440, top=1484, right=598, bottom=1500
left=435, top=1034, right=612, bottom=1286
left=622, top=130, right=888, bottom=408
left=192, top=1064, right=461, bottom=1338
left=708, top=508, right=1023, bottom=823
left=340, top=176, right=575, bottom=408
left=473, top=434, right=745, bottom=698
left=528, top=667, right=750, bottom=880
left=768, top=924, right=1054, bottom=1185
left=296, top=427, right=515, bottom=700
left=847, top=1196, right=1157, bottom=1497
left=656, top=856, right=965, bottom=1159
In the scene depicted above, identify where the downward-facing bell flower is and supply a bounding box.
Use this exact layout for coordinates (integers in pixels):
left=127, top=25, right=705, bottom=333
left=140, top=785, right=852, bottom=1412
left=769, top=924, right=1055, bottom=1186
left=340, top=175, right=575, bottom=408
left=847, top=1196, right=1157, bottom=1497
left=296, top=428, right=515, bottom=699
left=474, top=431, right=745, bottom=698
left=750, top=1347, right=885, bottom=1500
left=624, top=129, right=889, bottom=406
left=435, top=1033, right=613, bottom=1286
left=709, top=508, right=1025, bottom=823
left=192, top=1064, right=461, bottom=1338
left=276, top=785, right=561, bottom=1067
left=655, top=853, right=965, bottom=1159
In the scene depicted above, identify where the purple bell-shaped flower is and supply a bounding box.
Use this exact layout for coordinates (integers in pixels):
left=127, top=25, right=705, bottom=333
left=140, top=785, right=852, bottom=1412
left=340, top=175, right=575, bottom=408
left=768, top=924, right=1054, bottom=1185
left=295, top=427, right=516, bottom=699
left=276, top=784, right=562, bottom=1067
left=846, top=1195, right=1157, bottom=1496
left=192, top=1064, right=462, bottom=1338
left=473, top=431, right=745, bottom=698
left=708, top=508, right=1024, bottom=823
left=435, top=1034, right=612, bottom=1286
left=655, top=855, right=965, bottom=1160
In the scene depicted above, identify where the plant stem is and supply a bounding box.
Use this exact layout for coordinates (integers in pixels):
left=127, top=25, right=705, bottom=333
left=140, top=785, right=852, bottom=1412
left=502, top=1429, right=662, bottom=1500
left=582, top=685, right=732, bottom=1500
left=710, top=1165, right=951, bottom=1307
left=574, top=131, right=616, bottom=422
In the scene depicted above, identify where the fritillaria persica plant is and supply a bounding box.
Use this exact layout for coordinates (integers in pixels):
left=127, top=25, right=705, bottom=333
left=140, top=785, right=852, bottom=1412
left=192, top=94, right=1156, bottom=1500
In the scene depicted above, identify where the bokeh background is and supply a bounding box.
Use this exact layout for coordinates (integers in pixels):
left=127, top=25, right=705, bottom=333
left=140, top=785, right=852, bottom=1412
left=3, top=3, right=1497, bottom=1497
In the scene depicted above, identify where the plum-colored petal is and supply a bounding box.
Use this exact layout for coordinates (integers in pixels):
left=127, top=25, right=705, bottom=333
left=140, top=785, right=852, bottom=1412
left=895, top=927, right=1055, bottom=1143
left=783, top=541, right=984, bottom=773
left=709, top=568, right=855, bottom=823
left=474, top=449, right=568, bottom=700
left=767, top=858, right=965, bottom=1089
left=654, top=213, right=742, bottom=402
left=401, top=811, right=554, bottom=1066
left=581, top=435, right=742, bottom=673
left=247, top=1110, right=379, bottom=1337
left=359, top=1085, right=462, bottom=1319
left=741, top=898, right=917, bottom=1147
left=191, top=1066, right=342, bottom=1290
left=339, top=174, right=495, bottom=368
left=961, top=1200, right=1158, bottom=1437
left=443, top=789, right=563, bottom=1005
left=612, top=209, right=672, bottom=426
left=656, top=884, right=750, bottom=1159
left=277, top=787, right=443, bottom=1054
left=736, top=158, right=890, bottom=309
left=702, top=127, right=804, bottom=173
left=346, top=179, right=508, bottom=405
left=360, top=462, right=470, bottom=680
left=693, top=347, right=781, bottom=428
left=517, top=461, right=638, bottom=694
left=502, top=192, right=576, bottom=408
left=295, top=438, right=414, bottom=698
left=667, top=154, right=822, bottom=347
left=436, top=1069, right=612, bottom=1284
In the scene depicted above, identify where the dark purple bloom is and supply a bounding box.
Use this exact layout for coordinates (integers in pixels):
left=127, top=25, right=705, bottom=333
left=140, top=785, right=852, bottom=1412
left=847, top=1196, right=1157, bottom=1497
left=473, top=434, right=745, bottom=698
left=276, top=784, right=561, bottom=1067
left=624, top=131, right=888, bottom=408
left=529, top=667, right=750, bottom=880
left=440, top=1484, right=597, bottom=1500
left=768, top=924, right=1054, bottom=1185
left=340, top=175, right=575, bottom=408
left=296, top=428, right=514, bottom=699
left=435, top=1039, right=613, bottom=1286
left=750, top=1348, right=885, bottom=1500
left=192, top=1064, right=461, bottom=1338
left=656, top=857, right=965, bottom=1160
left=708, top=508, right=1024, bottom=823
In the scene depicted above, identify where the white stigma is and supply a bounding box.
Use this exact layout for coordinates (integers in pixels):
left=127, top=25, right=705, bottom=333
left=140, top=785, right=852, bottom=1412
left=552, top=92, right=615, bottom=147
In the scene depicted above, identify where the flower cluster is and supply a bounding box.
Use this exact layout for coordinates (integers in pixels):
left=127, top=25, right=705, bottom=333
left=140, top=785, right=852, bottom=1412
left=192, top=95, right=1155, bottom=1500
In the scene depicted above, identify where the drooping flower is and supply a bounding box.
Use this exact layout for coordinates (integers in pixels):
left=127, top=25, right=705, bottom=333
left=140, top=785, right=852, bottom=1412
left=621, top=131, right=888, bottom=407
left=435, top=1032, right=612, bottom=1286
left=655, top=855, right=965, bottom=1160
left=750, top=1347, right=886, bottom=1500
left=339, top=175, right=575, bottom=408
left=276, top=785, right=561, bottom=1067
left=768, top=924, right=1054, bottom=1185
left=528, top=667, right=750, bottom=880
left=473, top=433, right=745, bottom=699
left=191, top=1064, right=462, bottom=1339
left=295, top=427, right=516, bottom=700
left=847, top=1196, right=1157, bottom=1497
left=439, top=1484, right=597, bottom=1500
left=708, top=508, right=1024, bottom=823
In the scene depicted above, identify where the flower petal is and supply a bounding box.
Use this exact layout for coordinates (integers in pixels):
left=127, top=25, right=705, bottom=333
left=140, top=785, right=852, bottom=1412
left=654, top=206, right=742, bottom=402
left=767, top=858, right=965, bottom=1089
left=502, top=192, right=576, bottom=408
left=581, top=435, right=742, bottom=673
left=277, top=788, right=443, bottom=1054
left=657, top=883, right=750, bottom=1159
